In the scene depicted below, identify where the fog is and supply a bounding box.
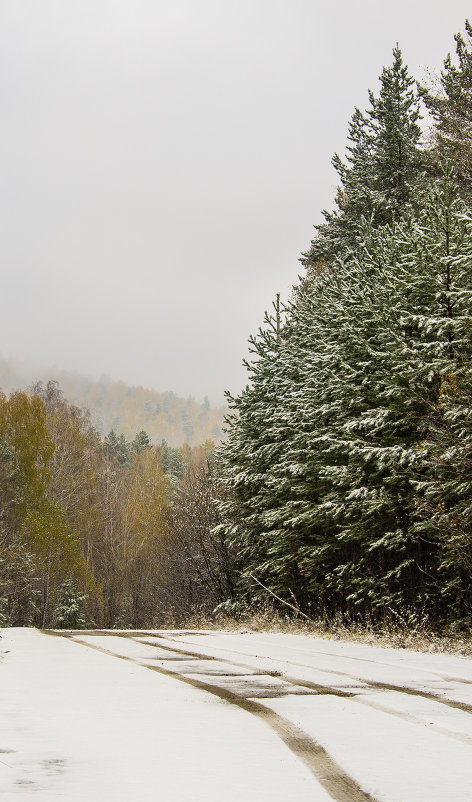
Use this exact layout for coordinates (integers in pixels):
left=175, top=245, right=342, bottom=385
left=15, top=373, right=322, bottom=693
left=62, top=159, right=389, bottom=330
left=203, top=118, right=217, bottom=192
left=1, top=0, right=470, bottom=402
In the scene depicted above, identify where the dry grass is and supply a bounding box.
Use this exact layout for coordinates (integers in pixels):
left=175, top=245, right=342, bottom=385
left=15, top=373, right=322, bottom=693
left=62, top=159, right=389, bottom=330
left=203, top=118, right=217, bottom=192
left=177, top=606, right=472, bottom=657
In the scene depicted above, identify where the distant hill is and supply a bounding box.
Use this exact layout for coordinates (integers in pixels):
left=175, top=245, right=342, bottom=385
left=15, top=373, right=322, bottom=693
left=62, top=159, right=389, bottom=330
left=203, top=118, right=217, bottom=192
left=0, top=358, right=228, bottom=447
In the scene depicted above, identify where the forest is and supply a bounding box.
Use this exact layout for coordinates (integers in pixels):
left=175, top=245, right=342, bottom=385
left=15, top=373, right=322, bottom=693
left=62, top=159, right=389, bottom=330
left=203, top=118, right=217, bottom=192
left=2, top=22, right=472, bottom=631
left=0, top=359, right=227, bottom=446
left=0, top=380, right=234, bottom=627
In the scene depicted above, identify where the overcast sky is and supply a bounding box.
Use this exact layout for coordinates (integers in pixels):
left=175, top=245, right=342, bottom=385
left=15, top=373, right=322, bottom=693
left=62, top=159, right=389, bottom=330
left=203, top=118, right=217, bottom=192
left=1, top=1, right=471, bottom=403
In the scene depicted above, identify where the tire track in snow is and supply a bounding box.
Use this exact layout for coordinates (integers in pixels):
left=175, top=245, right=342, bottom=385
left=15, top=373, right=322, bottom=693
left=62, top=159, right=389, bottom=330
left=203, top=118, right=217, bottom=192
left=142, top=636, right=472, bottom=744
left=130, top=632, right=472, bottom=745
left=44, top=630, right=377, bottom=802
left=152, top=631, right=472, bottom=716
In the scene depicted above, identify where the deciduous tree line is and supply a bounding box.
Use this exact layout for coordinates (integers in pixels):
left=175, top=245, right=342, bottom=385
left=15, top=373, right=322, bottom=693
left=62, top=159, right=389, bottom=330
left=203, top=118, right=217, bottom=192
left=0, top=382, right=233, bottom=628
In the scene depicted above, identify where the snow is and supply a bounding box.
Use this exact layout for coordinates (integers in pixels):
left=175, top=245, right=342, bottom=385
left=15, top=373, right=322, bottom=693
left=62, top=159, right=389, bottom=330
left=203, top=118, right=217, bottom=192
left=146, top=630, right=472, bottom=801
left=0, top=628, right=323, bottom=801
left=262, top=694, right=472, bottom=802
left=2, top=627, right=472, bottom=801
left=159, top=629, right=472, bottom=694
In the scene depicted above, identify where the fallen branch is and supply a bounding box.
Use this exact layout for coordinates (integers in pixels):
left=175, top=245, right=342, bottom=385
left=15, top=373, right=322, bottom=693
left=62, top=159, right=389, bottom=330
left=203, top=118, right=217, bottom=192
left=243, top=572, right=311, bottom=621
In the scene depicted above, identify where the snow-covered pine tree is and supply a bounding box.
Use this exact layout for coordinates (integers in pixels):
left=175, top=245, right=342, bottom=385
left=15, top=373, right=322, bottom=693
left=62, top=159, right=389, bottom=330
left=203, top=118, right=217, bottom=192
left=413, top=367, right=472, bottom=624
left=104, top=429, right=130, bottom=464
left=302, top=107, right=375, bottom=272
left=283, top=171, right=472, bottom=622
left=370, top=47, right=424, bottom=216
left=0, top=541, right=40, bottom=626
left=219, top=42, right=472, bottom=625
left=302, top=47, right=424, bottom=272
left=220, top=170, right=472, bottom=623
left=54, top=578, right=88, bottom=628
left=421, top=20, right=472, bottom=205
left=216, top=296, right=307, bottom=606
left=131, top=430, right=152, bottom=453
left=408, top=171, right=472, bottom=622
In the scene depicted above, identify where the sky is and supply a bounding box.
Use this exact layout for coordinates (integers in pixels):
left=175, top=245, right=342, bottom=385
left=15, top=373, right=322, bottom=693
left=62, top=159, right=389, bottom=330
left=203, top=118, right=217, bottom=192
left=1, top=0, right=471, bottom=403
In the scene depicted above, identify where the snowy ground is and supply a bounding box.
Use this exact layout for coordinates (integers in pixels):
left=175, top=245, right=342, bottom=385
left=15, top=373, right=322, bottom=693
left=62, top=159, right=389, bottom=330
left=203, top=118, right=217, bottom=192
left=1, top=628, right=472, bottom=801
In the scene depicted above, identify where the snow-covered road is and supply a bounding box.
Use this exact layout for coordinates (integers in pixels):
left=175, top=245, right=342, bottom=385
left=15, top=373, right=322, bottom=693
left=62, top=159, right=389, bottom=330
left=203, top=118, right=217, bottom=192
left=1, top=628, right=472, bottom=801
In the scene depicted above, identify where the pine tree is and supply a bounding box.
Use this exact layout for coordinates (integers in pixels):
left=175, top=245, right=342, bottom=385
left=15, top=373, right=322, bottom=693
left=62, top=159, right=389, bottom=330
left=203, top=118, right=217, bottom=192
left=55, top=578, right=88, bottom=629
left=407, top=171, right=472, bottom=622
left=371, top=47, right=424, bottom=216
left=131, top=430, right=152, bottom=453
left=104, top=429, right=130, bottom=464
left=216, top=295, right=307, bottom=605
left=421, top=20, right=472, bottom=204
left=287, top=172, right=472, bottom=620
left=0, top=541, right=39, bottom=626
left=413, top=368, right=472, bottom=623
left=220, top=171, right=472, bottom=623
left=303, top=47, right=424, bottom=271
left=160, top=440, right=185, bottom=482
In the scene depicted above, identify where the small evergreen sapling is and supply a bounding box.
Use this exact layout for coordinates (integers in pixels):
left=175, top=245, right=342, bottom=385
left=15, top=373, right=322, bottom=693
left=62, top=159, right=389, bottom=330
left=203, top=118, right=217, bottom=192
left=55, top=578, right=87, bottom=629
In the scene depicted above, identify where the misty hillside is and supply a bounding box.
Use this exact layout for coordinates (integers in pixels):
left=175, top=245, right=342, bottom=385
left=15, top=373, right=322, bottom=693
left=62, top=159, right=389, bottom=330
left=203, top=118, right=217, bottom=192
left=0, top=358, right=227, bottom=446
